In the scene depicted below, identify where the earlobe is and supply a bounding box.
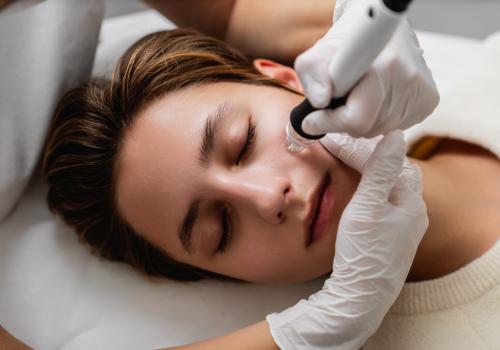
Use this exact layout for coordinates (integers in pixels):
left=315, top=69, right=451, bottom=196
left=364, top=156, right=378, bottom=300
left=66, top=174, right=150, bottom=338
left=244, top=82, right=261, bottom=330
left=253, top=58, right=303, bottom=93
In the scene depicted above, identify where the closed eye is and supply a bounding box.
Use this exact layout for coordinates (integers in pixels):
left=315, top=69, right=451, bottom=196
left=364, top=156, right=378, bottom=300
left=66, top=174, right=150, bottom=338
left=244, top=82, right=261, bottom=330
left=217, top=117, right=257, bottom=253
left=236, top=116, right=256, bottom=165
left=217, top=207, right=231, bottom=253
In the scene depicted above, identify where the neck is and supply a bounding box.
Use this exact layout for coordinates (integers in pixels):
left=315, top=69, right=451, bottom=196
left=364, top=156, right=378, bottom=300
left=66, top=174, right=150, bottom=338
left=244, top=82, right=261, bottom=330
left=407, top=156, right=498, bottom=282
left=406, top=158, right=456, bottom=281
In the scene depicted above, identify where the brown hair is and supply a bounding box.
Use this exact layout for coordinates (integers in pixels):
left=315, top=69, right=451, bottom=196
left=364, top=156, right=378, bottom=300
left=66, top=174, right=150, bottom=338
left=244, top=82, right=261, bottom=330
left=42, top=28, right=297, bottom=281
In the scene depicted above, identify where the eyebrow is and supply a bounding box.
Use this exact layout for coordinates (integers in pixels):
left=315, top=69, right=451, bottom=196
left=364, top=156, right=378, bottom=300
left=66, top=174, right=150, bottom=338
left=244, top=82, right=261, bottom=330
left=178, top=101, right=230, bottom=254
left=197, top=101, right=229, bottom=167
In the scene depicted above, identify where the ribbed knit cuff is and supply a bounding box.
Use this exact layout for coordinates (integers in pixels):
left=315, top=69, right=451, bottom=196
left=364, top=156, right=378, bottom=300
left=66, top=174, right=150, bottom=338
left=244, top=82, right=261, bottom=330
left=391, top=240, right=500, bottom=314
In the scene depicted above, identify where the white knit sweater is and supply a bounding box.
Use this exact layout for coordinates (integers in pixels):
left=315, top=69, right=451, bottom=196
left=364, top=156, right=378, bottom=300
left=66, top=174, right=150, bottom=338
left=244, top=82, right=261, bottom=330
left=364, top=242, right=500, bottom=349
left=364, top=32, right=500, bottom=350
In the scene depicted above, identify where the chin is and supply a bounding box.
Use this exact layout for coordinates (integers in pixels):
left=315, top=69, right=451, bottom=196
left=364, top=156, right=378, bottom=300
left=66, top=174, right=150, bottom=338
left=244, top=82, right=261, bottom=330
left=249, top=265, right=329, bottom=284
left=286, top=263, right=334, bottom=284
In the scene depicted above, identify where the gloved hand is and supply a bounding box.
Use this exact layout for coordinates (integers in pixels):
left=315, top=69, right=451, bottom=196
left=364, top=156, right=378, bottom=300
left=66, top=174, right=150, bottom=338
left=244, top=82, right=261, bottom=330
left=294, top=0, right=440, bottom=138
left=266, top=130, right=428, bottom=350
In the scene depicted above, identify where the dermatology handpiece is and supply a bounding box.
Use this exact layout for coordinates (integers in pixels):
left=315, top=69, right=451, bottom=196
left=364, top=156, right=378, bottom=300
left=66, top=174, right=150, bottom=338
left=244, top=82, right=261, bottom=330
left=286, top=0, right=414, bottom=153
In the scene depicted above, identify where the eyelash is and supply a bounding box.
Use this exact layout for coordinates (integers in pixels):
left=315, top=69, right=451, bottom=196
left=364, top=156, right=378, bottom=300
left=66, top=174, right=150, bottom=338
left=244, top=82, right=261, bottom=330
left=236, top=117, right=256, bottom=165
left=218, top=207, right=231, bottom=252
left=217, top=117, right=257, bottom=253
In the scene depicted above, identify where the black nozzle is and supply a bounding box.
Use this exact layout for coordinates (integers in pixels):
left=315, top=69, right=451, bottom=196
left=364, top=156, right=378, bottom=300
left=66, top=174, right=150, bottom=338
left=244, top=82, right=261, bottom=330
left=382, top=0, right=413, bottom=12
left=290, top=96, right=348, bottom=140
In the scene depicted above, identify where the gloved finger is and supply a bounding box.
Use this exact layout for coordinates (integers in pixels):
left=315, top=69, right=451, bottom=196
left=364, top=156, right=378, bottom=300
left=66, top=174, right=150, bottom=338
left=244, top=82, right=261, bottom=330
left=389, top=183, right=427, bottom=219
left=331, top=67, right=384, bottom=138
left=388, top=160, right=425, bottom=216
left=294, top=44, right=336, bottom=108
left=302, top=68, right=384, bottom=138
left=399, top=160, right=423, bottom=195
left=302, top=109, right=347, bottom=136
left=388, top=182, right=429, bottom=242
left=353, top=130, right=406, bottom=206
left=320, top=133, right=381, bottom=172
left=388, top=171, right=423, bottom=209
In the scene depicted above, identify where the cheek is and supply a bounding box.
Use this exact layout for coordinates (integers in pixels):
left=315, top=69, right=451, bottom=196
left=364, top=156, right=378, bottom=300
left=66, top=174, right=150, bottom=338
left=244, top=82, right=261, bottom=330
left=329, top=160, right=361, bottom=234
left=316, top=140, right=360, bottom=210
left=227, top=234, right=295, bottom=282
left=227, top=234, right=330, bottom=283
left=252, top=92, right=296, bottom=145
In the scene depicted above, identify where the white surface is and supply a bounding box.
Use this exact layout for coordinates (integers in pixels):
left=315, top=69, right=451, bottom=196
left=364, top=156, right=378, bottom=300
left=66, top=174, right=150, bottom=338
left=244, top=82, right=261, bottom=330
left=0, top=0, right=103, bottom=223
left=0, top=10, right=482, bottom=350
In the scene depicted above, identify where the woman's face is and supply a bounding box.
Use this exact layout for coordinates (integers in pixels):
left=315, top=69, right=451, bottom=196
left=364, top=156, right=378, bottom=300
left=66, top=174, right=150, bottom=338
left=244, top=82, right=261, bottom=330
left=115, top=60, right=360, bottom=283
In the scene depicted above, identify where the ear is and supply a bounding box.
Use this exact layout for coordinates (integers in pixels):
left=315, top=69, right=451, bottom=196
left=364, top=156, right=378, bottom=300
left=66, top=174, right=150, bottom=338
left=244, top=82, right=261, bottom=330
left=253, top=59, right=304, bottom=93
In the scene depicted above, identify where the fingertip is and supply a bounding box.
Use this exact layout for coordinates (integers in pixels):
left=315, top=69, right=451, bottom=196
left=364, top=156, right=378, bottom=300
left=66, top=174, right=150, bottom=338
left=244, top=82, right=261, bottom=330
left=293, top=50, right=312, bottom=74
left=302, top=111, right=327, bottom=135
left=386, top=129, right=404, bottom=142
left=307, top=87, right=331, bottom=108
left=328, top=106, right=372, bottom=138
left=408, top=162, right=424, bottom=195
left=414, top=163, right=423, bottom=183
left=376, top=130, right=405, bottom=156
left=381, top=130, right=406, bottom=159
left=295, top=62, right=332, bottom=109
left=303, top=108, right=349, bottom=135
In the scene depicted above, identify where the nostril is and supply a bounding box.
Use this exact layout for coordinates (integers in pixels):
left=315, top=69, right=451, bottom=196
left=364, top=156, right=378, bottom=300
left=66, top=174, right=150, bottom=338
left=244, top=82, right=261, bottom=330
left=277, top=212, right=283, bottom=219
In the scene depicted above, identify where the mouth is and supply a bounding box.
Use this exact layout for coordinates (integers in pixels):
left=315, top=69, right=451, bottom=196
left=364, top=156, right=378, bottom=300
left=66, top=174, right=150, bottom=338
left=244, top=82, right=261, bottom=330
left=305, top=173, right=333, bottom=247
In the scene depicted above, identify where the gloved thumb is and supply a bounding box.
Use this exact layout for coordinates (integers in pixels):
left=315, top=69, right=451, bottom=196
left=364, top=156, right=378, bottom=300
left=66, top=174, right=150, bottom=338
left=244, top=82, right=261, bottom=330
left=353, top=130, right=406, bottom=207
left=302, top=69, right=383, bottom=137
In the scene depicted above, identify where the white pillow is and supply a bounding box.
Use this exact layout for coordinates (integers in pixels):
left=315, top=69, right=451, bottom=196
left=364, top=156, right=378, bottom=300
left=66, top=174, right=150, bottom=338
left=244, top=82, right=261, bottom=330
left=0, top=0, right=103, bottom=222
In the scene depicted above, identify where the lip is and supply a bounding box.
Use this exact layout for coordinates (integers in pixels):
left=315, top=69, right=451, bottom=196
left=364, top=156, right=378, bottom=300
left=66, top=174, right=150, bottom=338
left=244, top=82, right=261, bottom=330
left=304, top=173, right=332, bottom=247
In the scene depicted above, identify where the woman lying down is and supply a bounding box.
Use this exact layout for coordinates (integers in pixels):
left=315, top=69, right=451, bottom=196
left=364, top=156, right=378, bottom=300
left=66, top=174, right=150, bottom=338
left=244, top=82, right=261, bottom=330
left=42, top=29, right=500, bottom=349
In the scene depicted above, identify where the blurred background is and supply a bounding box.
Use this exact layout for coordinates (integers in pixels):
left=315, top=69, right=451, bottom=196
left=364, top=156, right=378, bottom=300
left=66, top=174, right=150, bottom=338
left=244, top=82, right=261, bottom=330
left=105, top=0, right=500, bottom=40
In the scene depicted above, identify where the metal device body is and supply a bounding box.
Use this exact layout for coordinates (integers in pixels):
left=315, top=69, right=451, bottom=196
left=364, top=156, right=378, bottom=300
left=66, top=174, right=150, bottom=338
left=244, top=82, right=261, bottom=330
left=286, top=0, right=413, bottom=153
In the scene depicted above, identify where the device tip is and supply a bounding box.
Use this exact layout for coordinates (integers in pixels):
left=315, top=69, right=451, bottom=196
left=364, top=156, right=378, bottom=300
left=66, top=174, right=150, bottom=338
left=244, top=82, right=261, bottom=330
left=286, top=136, right=304, bottom=153
left=285, top=122, right=315, bottom=153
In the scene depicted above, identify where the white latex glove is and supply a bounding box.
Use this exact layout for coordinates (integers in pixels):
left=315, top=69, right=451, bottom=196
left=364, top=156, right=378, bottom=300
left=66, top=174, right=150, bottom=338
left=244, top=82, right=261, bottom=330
left=266, top=130, right=428, bottom=350
left=295, top=0, right=440, bottom=138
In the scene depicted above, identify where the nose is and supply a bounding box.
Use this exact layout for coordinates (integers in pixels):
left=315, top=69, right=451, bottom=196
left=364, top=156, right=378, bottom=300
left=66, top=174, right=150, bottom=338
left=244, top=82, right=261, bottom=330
left=213, top=172, right=291, bottom=224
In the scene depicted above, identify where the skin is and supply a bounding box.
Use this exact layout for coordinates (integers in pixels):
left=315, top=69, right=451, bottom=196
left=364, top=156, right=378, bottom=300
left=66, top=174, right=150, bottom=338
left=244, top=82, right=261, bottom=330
left=116, top=59, right=500, bottom=285
left=116, top=60, right=360, bottom=283
left=143, top=0, right=334, bottom=65
left=0, top=326, right=32, bottom=350
left=409, top=142, right=500, bottom=281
